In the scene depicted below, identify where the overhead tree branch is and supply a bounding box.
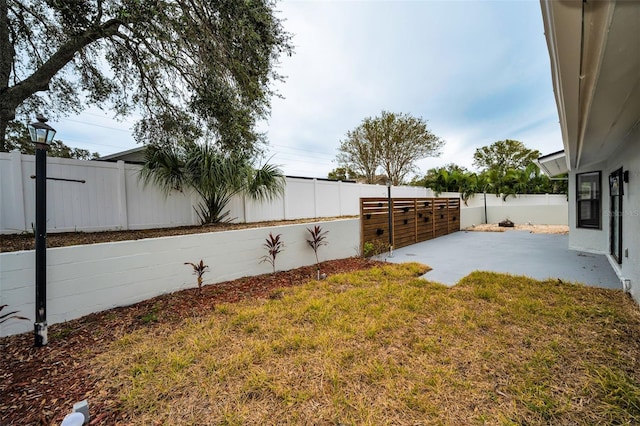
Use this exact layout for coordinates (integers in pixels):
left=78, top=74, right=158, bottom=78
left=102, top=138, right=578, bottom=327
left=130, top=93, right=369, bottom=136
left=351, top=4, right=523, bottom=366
left=7, top=18, right=124, bottom=109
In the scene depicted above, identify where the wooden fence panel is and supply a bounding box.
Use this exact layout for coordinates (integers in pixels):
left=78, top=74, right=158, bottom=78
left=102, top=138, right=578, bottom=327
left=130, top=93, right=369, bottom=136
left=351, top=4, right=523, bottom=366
left=416, top=198, right=434, bottom=243
left=448, top=198, right=461, bottom=233
left=392, top=198, right=416, bottom=249
left=361, top=197, right=459, bottom=252
left=433, top=198, right=449, bottom=238
left=361, top=198, right=392, bottom=252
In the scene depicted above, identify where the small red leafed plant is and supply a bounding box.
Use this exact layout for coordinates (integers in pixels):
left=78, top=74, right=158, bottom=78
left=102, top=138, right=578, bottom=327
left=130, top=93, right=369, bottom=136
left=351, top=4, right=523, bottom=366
left=306, top=225, right=329, bottom=279
left=184, top=260, right=209, bottom=292
left=0, top=304, right=28, bottom=324
left=260, top=233, right=284, bottom=274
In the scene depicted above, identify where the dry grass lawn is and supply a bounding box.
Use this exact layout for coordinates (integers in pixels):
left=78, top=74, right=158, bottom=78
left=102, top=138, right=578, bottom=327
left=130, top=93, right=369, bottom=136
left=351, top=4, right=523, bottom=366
left=93, top=263, right=640, bottom=425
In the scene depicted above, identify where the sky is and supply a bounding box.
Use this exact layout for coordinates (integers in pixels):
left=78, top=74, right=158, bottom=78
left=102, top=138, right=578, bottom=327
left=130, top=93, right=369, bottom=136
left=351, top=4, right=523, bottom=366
left=52, top=0, right=563, bottom=180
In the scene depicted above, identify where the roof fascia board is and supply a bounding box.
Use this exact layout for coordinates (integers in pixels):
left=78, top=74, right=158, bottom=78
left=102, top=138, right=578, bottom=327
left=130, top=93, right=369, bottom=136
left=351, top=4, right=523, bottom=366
left=575, top=1, right=616, bottom=169
left=540, top=0, right=579, bottom=172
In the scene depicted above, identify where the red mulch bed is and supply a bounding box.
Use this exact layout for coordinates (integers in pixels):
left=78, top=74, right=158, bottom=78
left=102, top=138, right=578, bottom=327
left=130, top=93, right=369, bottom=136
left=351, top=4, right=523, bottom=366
left=0, top=257, right=383, bottom=425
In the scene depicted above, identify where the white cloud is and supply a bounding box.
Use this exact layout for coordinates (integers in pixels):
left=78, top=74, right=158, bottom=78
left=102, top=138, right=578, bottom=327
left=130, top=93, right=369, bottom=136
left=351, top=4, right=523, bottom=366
left=50, top=0, right=563, bottom=180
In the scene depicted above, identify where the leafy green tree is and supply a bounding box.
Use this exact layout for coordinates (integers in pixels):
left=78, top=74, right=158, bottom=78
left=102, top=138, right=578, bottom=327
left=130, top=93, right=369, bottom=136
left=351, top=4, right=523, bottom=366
left=140, top=143, right=285, bottom=224
left=1, top=1, right=292, bottom=155
left=413, top=164, right=468, bottom=192
left=414, top=165, right=486, bottom=206
left=327, top=167, right=361, bottom=181
left=337, top=111, right=444, bottom=185
left=4, top=121, right=99, bottom=159
left=473, top=140, right=540, bottom=175
left=483, top=163, right=566, bottom=200
left=458, top=172, right=486, bottom=205
left=335, top=118, right=381, bottom=184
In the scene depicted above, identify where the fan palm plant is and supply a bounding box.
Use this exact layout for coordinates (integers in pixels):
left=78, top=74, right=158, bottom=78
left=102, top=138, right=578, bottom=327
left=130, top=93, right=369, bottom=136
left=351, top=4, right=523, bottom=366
left=141, top=144, right=285, bottom=224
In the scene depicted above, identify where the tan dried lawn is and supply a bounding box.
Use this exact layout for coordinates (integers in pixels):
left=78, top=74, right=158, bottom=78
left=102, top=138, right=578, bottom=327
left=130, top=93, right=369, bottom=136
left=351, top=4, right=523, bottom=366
left=465, top=223, right=569, bottom=234
left=93, top=263, right=640, bottom=425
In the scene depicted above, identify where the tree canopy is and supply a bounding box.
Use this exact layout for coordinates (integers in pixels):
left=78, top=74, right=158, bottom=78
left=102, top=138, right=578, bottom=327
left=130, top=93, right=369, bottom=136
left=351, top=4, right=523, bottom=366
left=1, top=0, right=292, bottom=155
left=411, top=139, right=567, bottom=202
left=472, top=139, right=540, bottom=175
left=412, top=161, right=567, bottom=203
left=327, top=167, right=361, bottom=181
left=336, top=111, right=444, bottom=185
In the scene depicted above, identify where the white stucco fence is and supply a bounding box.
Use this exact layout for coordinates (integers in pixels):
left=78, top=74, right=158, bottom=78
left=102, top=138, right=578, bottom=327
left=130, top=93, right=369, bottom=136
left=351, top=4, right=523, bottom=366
left=438, top=192, right=569, bottom=228
left=0, top=152, right=434, bottom=234
left=0, top=219, right=360, bottom=338
left=0, top=152, right=568, bottom=234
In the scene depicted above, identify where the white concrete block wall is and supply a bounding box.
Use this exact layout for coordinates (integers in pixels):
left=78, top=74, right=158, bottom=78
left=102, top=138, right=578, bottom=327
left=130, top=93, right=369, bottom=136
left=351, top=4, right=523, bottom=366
left=459, top=203, right=568, bottom=228
left=460, top=207, right=484, bottom=229
left=0, top=219, right=360, bottom=338
left=487, top=205, right=568, bottom=225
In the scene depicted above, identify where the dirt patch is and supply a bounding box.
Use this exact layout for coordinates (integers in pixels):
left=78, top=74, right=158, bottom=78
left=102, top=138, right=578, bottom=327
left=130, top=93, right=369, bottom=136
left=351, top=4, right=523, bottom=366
left=0, top=216, right=357, bottom=253
left=465, top=223, right=569, bottom=234
left=0, top=257, right=383, bottom=426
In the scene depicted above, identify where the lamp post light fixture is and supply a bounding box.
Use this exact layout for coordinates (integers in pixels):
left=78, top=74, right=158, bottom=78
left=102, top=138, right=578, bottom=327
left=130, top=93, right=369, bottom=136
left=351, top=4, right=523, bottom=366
left=386, top=179, right=393, bottom=257
left=28, top=114, right=56, bottom=347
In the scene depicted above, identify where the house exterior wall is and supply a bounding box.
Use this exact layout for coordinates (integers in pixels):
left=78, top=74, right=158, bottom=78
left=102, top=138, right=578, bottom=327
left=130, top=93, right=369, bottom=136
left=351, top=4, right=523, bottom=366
left=568, top=142, right=640, bottom=303
left=568, top=159, right=609, bottom=254
left=607, top=134, right=640, bottom=303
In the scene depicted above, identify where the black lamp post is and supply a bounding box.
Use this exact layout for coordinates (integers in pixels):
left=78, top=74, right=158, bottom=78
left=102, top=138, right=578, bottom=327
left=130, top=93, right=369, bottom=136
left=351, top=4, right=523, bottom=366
left=386, top=179, right=393, bottom=257
left=28, top=114, right=56, bottom=347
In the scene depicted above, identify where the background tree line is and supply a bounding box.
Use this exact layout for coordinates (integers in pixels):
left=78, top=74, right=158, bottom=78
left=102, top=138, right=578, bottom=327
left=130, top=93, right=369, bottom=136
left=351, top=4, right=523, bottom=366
left=410, top=139, right=567, bottom=202
left=333, top=111, right=444, bottom=186
left=331, top=129, right=566, bottom=200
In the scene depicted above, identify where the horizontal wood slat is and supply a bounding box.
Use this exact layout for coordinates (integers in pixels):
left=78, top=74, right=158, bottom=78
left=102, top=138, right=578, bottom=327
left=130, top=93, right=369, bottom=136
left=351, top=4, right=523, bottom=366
left=360, top=197, right=460, bottom=252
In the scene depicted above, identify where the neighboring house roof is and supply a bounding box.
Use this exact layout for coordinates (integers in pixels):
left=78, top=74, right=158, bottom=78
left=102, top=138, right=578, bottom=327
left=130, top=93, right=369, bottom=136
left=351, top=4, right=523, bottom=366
left=540, top=0, right=640, bottom=170
left=287, top=175, right=356, bottom=183
left=536, top=150, right=568, bottom=177
left=96, top=146, right=146, bottom=164
left=95, top=149, right=354, bottom=182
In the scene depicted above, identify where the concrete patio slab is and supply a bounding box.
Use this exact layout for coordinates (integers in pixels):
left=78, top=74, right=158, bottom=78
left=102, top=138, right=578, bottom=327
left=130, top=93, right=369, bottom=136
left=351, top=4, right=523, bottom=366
left=380, top=230, right=621, bottom=289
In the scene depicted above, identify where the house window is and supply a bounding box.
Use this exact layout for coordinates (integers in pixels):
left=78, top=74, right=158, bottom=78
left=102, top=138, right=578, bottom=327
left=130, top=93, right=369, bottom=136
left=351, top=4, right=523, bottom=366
left=576, top=171, right=601, bottom=229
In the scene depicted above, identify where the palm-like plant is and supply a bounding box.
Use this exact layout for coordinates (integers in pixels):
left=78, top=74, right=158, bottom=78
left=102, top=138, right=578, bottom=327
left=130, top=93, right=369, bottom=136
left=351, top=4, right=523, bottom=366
left=141, top=144, right=285, bottom=224
left=459, top=173, right=481, bottom=206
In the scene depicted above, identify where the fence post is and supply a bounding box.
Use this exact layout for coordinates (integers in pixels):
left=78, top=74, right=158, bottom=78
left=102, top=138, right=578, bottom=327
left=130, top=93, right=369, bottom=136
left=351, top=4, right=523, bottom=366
left=6, top=151, right=27, bottom=232
left=282, top=179, right=288, bottom=220
left=240, top=192, right=248, bottom=223
left=338, top=181, right=343, bottom=216
left=313, top=178, right=318, bottom=218
left=116, top=161, right=129, bottom=230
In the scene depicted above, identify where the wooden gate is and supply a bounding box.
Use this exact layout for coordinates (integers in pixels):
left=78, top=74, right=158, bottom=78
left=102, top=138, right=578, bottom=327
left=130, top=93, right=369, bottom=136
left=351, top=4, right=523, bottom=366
left=360, top=197, right=460, bottom=252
